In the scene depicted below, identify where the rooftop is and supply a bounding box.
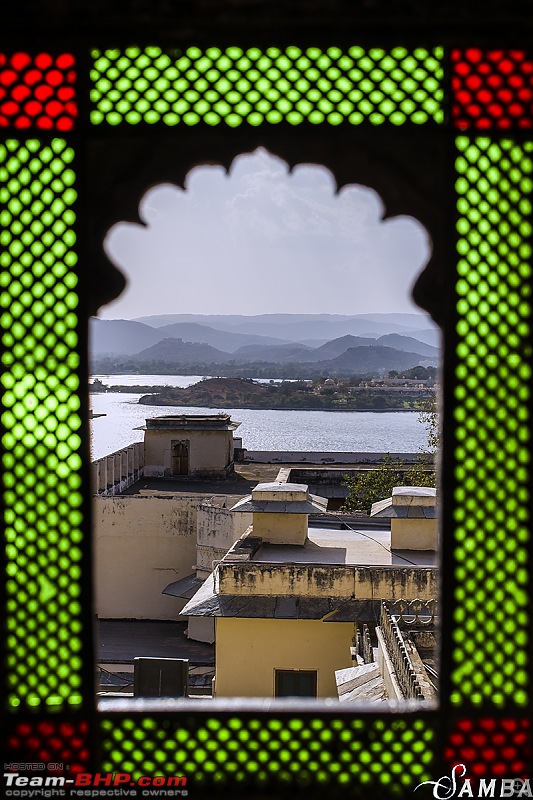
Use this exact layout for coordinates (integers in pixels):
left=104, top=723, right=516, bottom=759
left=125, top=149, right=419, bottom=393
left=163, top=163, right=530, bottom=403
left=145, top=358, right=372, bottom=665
left=137, top=413, right=241, bottom=432
left=249, top=525, right=437, bottom=567
left=231, top=482, right=328, bottom=514
left=118, top=463, right=283, bottom=497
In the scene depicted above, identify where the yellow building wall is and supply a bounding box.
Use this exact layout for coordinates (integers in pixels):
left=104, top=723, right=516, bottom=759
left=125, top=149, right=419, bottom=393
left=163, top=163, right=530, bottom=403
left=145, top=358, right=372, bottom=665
left=215, top=617, right=355, bottom=698
left=391, top=517, right=438, bottom=550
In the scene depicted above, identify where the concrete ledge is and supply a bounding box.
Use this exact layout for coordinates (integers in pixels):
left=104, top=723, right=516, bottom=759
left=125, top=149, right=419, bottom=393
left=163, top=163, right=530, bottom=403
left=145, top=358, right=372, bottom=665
left=376, top=625, right=404, bottom=701
left=244, top=451, right=423, bottom=465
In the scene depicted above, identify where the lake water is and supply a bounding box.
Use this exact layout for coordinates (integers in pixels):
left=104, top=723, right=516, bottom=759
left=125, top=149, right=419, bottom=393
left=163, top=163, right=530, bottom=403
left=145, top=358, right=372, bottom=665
left=89, top=374, right=427, bottom=461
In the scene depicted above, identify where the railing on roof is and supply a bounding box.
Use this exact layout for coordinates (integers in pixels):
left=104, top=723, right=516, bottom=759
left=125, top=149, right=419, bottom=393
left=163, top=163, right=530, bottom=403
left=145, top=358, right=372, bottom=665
left=356, top=623, right=375, bottom=665
left=379, top=601, right=426, bottom=701
left=92, top=442, right=144, bottom=496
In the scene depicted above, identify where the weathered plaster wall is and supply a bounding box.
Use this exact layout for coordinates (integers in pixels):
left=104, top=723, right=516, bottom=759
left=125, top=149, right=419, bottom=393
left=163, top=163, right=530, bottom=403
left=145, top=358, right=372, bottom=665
left=215, top=617, right=355, bottom=698
left=218, top=563, right=437, bottom=600
left=144, top=429, right=233, bottom=477
left=391, top=518, right=438, bottom=550
left=252, top=512, right=308, bottom=545
left=94, top=495, right=199, bottom=619
left=196, top=501, right=252, bottom=577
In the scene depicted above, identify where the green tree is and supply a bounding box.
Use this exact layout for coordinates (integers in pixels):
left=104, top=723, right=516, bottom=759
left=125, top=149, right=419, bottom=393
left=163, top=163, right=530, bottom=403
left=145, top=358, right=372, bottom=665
left=341, top=454, right=405, bottom=513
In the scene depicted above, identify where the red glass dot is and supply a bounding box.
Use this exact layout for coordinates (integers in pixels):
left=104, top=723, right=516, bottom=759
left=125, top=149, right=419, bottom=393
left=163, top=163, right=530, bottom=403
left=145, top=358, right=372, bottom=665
left=456, top=89, right=472, bottom=104
left=25, top=69, right=42, bottom=86
left=45, top=99, right=62, bottom=117
left=499, top=58, right=516, bottom=75
left=0, top=69, right=18, bottom=86
left=57, top=53, right=75, bottom=69
left=65, top=100, right=77, bottom=116
left=466, top=49, right=483, bottom=63
left=492, top=763, right=507, bottom=777
left=35, top=84, right=54, bottom=101
left=14, top=116, right=31, bottom=128
left=487, top=103, right=503, bottom=117
left=466, top=74, right=483, bottom=90
left=36, top=116, right=53, bottom=129
left=478, top=89, right=492, bottom=104
left=517, top=87, right=533, bottom=101
left=497, top=88, right=514, bottom=103
left=67, top=70, right=76, bottom=83
left=0, top=87, right=5, bottom=99
left=12, top=52, right=31, bottom=70
left=24, top=100, right=42, bottom=116
left=12, top=85, right=31, bottom=101
left=509, top=102, right=525, bottom=116
left=46, top=69, right=64, bottom=87
left=56, top=116, right=74, bottom=131
left=456, top=62, right=471, bottom=77
left=477, top=118, right=492, bottom=129
left=0, top=54, right=6, bottom=67
left=509, top=74, right=525, bottom=89
left=487, top=74, right=503, bottom=88
left=467, top=103, right=481, bottom=117
left=1, top=100, right=19, bottom=115
left=57, top=86, right=75, bottom=101
left=35, top=53, right=53, bottom=70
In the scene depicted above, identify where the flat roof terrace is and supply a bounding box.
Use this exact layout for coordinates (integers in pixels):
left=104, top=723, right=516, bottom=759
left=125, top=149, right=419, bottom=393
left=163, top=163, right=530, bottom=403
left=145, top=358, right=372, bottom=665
left=118, top=463, right=283, bottom=496
left=251, top=525, right=437, bottom=567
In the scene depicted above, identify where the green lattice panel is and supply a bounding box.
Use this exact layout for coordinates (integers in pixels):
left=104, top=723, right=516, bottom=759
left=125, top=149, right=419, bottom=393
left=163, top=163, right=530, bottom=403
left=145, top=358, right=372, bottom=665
left=100, top=715, right=434, bottom=794
left=453, top=136, right=532, bottom=707
left=90, top=46, right=443, bottom=127
left=0, top=138, right=84, bottom=711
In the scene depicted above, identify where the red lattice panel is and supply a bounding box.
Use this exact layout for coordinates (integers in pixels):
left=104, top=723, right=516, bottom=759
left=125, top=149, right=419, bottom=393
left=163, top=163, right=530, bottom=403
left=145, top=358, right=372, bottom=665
left=445, top=718, right=531, bottom=779
left=6, top=721, right=90, bottom=774
left=451, top=49, right=533, bottom=129
left=0, top=53, right=76, bottom=130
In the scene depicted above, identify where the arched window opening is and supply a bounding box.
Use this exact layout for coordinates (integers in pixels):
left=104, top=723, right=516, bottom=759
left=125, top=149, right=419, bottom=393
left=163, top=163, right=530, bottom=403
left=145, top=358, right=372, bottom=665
left=89, top=148, right=441, bottom=706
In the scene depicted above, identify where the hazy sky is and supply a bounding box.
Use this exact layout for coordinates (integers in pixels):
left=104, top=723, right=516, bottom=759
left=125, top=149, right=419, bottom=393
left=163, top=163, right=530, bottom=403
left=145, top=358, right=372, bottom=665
left=100, top=147, right=431, bottom=320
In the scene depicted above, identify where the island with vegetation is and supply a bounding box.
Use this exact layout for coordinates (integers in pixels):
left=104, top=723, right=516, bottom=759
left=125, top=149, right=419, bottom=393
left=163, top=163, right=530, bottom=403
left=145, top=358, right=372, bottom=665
left=133, top=375, right=437, bottom=411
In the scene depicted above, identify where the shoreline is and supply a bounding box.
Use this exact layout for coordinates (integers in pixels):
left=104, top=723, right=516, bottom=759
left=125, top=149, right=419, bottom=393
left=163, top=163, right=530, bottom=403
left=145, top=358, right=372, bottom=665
left=136, top=399, right=420, bottom=413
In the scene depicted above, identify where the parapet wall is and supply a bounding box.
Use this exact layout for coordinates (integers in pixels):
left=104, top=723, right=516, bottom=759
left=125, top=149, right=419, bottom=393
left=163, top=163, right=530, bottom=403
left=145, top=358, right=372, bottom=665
left=242, top=451, right=423, bottom=465
left=92, top=442, right=144, bottom=496
left=218, top=562, right=437, bottom=600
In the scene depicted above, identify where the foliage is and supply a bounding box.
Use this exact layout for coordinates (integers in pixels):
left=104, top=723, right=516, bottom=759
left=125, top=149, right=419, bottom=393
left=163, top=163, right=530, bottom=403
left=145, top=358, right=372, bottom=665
left=341, top=455, right=436, bottom=514
left=417, top=391, right=439, bottom=457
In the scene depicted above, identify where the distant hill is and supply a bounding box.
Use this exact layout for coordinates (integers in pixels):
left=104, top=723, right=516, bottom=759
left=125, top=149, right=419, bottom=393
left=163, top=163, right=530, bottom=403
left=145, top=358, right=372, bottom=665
left=375, top=334, right=439, bottom=358
left=90, top=318, right=165, bottom=355
left=134, top=337, right=232, bottom=364
left=401, top=327, right=441, bottom=348
left=320, top=345, right=437, bottom=374
left=296, top=334, right=374, bottom=362
left=132, top=312, right=437, bottom=341
left=233, top=342, right=312, bottom=361
left=157, top=322, right=292, bottom=353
